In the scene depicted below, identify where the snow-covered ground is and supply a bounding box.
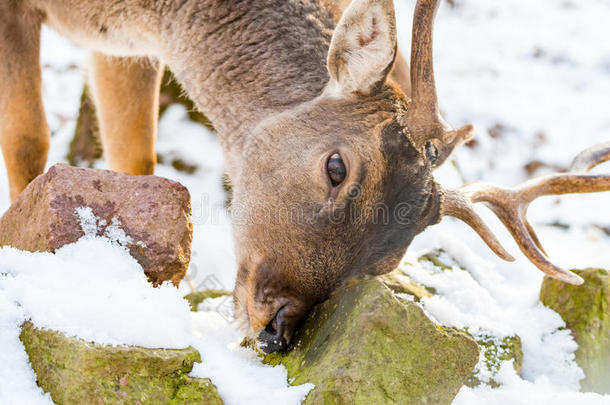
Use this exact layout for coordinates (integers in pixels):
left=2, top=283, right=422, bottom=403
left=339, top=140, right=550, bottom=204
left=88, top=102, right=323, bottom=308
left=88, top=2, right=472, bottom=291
left=0, top=228, right=193, bottom=405
left=1, top=0, right=610, bottom=404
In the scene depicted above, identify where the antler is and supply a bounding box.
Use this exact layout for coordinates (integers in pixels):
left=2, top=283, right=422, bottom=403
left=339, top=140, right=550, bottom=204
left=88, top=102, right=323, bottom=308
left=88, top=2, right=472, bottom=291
left=407, top=0, right=474, bottom=167
left=441, top=143, right=610, bottom=285
left=408, top=0, right=610, bottom=284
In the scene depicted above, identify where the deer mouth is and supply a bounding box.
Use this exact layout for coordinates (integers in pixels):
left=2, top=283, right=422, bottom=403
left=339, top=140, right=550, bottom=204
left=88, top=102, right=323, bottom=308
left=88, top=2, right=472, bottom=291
left=257, top=306, right=289, bottom=353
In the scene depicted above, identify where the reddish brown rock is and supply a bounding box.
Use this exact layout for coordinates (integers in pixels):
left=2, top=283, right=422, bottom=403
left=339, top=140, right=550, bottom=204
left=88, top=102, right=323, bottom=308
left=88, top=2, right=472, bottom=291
left=0, top=164, right=193, bottom=286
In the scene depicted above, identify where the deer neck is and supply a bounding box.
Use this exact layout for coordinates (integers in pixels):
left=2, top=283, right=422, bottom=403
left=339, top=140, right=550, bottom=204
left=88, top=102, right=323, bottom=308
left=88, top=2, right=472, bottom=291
left=159, top=0, right=336, bottom=150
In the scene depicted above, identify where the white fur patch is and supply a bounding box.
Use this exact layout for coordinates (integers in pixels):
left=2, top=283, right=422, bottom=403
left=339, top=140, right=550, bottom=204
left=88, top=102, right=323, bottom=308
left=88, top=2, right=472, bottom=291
left=327, top=0, right=396, bottom=95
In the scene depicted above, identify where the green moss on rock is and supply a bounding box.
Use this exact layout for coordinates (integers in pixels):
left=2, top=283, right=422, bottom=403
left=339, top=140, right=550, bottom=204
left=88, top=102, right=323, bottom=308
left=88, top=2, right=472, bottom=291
left=380, top=270, right=433, bottom=301
left=20, top=322, right=223, bottom=404
left=184, top=289, right=232, bottom=312
left=170, top=377, right=223, bottom=404
left=389, top=258, right=524, bottom=389
left=260, top=278, right=479, bottom=405
left=222, top=174, right=233, bottom=208
left=159, top=69, right=214, bottom=130
left=67, top=85, right=102, bottom=168
left=417, top=249, right=455, bottom=271
left=465, top=333, right=523, bottom=387
left=540, top=268, right=610, bottom=394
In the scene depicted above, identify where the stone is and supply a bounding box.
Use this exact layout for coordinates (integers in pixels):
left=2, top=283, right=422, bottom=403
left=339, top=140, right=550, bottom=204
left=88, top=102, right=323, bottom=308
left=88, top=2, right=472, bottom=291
left=184, top=289, right=232, bottom=311
left=260, top=278, right=480, bottom=405
left=0, top=164, right=193, bottom=286
left=396, top=252, right=524, bottom=388
left=20, top=322, right=223, bottom=405
left=540, top=268, right=610, bottom=394
left=67, top=85, right=103, bottom=168
left=158, top=69, right=214, bottom=131
left=465, top=333, right=523, bottom=388
left=379, top=269, right=433, bottom=301
left=417, top=248, right=455, bottom=271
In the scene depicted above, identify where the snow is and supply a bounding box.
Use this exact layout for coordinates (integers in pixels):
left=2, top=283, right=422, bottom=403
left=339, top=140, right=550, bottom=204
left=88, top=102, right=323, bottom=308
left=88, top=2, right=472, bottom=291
left=392, top=1, right=610, bottom=400
left=1, top=1, right=610, bottom=404
left=75, top=206, right=135, bottom=245
left=0, top=212, right=192, bottom=404
left=154, top=106, right=237, bottom=293
left=456, top=362, right=610, bottom=405
left=0, top=208, right=311, bottom=405
left=189, top=311, right=314, bottom=405
left=0, top=236, right=192, bottom=348
left=0, top=294, right=53, bottom=405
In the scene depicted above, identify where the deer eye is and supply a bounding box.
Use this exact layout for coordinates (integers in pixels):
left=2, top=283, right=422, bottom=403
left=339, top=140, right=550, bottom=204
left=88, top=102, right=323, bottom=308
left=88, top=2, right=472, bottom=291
left=425, top=140, right=439, bottom=164
left=327, top=153, right=346, bottom=186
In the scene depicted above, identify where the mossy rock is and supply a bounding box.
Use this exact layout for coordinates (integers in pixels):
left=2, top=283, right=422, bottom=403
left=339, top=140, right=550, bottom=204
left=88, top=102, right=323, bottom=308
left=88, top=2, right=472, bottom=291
left=417, top=249, right=455, bottom=271
left=222, top=173, right=233, bottom=208
left=159, top=69, right=214, bottom=131
left=184, top=289, right=232, bottom=311
left=20, top=322, right=223, bottom=404
left=380, top=269, right=433, bottom=301
left=540, top=268, right=610, bottom=394
left=465, top=333, right=523, bottom=387
left=67, top=85, right=102, bottom=168
left=260, top=278, right=479, bottom=405
left=393, top=255, right=524, bottom=388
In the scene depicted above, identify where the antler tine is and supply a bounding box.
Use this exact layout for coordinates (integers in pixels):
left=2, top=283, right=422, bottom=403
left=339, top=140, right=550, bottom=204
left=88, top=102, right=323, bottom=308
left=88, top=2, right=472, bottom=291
left=463, top=181, right=586, bottom=284
left=407, top=0, right=475, bottom=166
left=570, top=141, right=610, bottom=173
left=441, top=142, right=610, bottom=285
left=409, top=0, right=441, bottom=116
left=441, top=189, right=515, bottom=261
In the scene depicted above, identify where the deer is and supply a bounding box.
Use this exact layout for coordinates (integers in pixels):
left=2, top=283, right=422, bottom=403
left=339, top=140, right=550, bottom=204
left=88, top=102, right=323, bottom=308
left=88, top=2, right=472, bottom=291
left=1, top=0, right=609, bottom=353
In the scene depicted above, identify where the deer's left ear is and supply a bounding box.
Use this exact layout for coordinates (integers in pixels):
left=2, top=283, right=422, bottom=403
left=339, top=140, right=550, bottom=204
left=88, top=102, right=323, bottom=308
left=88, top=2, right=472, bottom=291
left=327, top=0, right=397, bottom=95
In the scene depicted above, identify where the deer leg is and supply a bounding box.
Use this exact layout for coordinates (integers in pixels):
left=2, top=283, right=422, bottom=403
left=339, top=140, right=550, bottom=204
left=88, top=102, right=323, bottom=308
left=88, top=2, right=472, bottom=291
left=88, top=53, right=163, bottom=175
left=0, top=5, right=50, bottom=202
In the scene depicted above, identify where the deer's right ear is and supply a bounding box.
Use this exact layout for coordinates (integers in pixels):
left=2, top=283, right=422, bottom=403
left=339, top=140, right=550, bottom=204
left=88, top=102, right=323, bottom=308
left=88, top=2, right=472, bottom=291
left=326, top=0, right=397, bottom=95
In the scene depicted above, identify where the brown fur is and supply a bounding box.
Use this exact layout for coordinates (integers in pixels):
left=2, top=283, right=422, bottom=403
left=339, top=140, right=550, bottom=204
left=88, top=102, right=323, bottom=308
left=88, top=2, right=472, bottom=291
left=89, top=53, right=163, bottom=175
left=0, top=1, right=49, bottom=201
left=1, top=0, right=438, bottom=345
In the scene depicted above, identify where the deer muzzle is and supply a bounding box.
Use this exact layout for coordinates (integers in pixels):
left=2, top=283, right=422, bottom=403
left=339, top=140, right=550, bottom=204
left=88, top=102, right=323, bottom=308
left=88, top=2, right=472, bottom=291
left=257, top=306, right=289, bottom=353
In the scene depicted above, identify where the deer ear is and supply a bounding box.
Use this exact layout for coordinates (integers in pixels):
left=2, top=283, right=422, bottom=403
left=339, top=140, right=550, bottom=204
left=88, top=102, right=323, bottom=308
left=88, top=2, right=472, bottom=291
left=327, top=0, right=397, bottom=95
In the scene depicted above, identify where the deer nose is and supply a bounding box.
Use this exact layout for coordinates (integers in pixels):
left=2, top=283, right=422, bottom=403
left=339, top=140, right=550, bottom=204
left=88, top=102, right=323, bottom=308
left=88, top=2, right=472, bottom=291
left=257, top=306, right=288, bottom=353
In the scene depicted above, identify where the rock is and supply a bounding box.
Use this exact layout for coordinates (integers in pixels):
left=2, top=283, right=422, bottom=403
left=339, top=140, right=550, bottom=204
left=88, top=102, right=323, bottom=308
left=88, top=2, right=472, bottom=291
left=156, top=153, right=200, bottom=175
left=159, top=69, right=214, bottom=130
left=261, top=278, right=479, bottom=405
left=379, top=269, right=433, bottom=301
left=184, top=290, right=232, bottom=311
left=465, top=333, right=523, bottom=387
left=67, top=85, right=103, bottom=168
left=417, top=248, right=455, bottom=271
left=540, top=268, right=610, bottom=394
left=398, top=251, right=524, bottom=388
left=222, top=173, right=232, bottom=208
left=0, top=164, right=193, bottom=286
left=20, top=322, right=223, bottom=405
left=170, top=157, right=198, bottom=174
left=382, top=268, right=523, bottom=389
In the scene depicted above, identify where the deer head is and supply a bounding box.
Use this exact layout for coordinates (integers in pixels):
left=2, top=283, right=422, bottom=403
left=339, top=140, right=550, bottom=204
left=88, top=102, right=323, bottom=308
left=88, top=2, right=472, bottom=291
left=231, top=0, right=610, bottom=353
